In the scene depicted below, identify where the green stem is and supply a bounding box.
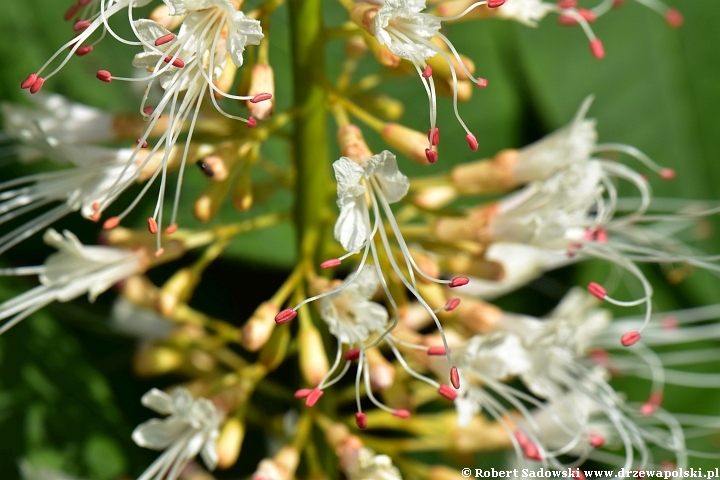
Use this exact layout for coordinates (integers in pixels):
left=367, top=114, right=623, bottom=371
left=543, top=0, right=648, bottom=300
left=289, top=0, right=332, bottom=263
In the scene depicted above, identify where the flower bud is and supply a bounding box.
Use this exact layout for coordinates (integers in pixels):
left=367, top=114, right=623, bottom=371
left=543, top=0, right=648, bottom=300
left=245, top=64, right=275, bottom=121
left=356, top=94, right=404, bottom=121
left=366, top=348, right=394, bottom=390
left=455, top=297, right=502, bottom=334
left=338, top=124, right=374, bottom=163
left=362, top=31, right=401, bottom=68
left=112, top=112, right=170, bottom=140
left=350, top=2, right=378, bottom=32
left=158, top=268, right=200, bottom=317
left=345, top=35, right=368, bottom=58
left=119, top=275, right=160, bottom=309
left=409, top=247, right=440, bottom=282
left=193, top=177, right=231, bottom=222
left=259, top=325, right=291, bottom=370
left=214, top=56, right=239, bottom=98
left=435, top=0, right=495, bottom=20
left=413, top=186, right=458, bottom=210
left=425, top=42, right=475, bottom=81
left=450, top=149, right=520, bottom=194
left=434, top=78, right=473, bottom=102
left=442, top=253, right=505, bottom=280
left=299, top=326, right=329, bottom=385
left=217, top=417, right=246, bottom=469
left=133, top=344, right=184, bottom=377
left=433, top=204, right=499, bottom=243
left=382, top=123, right=432, bottom=165
left=149, top=4, right=185, bottom=30
left=232, top=168, right=253, bottom=211
left=242, top=301, right=279, bottom=352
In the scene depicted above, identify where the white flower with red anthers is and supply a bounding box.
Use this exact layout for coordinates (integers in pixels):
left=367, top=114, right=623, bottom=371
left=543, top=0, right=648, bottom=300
left=0, top=229, right=143, bottom=335
left=21, top=0, right=153, bottom=94
left=493, top=0, right=555, bottom=26
left=0, top=128, right=139, bottom=255
left=132, top=387, right=221, bottom=480
left=370, top=0, right=503, bottom=160
left=90, top=2, right=266, bottom=256
left=293, top=267, right=460, bottom=428
left=1, top=93, right=115, bottom=157
left=276, top=151, right=470, bottom=406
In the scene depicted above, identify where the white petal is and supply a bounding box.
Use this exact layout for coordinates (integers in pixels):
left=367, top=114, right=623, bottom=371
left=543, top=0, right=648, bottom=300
left=226, top=13, right=263, bottom=67
left=132, top=418, right=189, bottom=450
left=352, top=266, right=380, bottom=300
left=200, top=436, right=219, bottom=470
left=334, top=200, right=367, bottom=252
left=365, top=151, right=409, bottom=203
left=133, top=19, right=173, bottom=47
left=333, top=157, right=366, bottom=203
left=141, top=388, right=175, bottom=414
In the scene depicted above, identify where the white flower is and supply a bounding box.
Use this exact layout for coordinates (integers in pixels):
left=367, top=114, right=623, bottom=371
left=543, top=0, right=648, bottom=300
left=494, top=0, right=555, bottom=27
left=334, top=151, right=409, bottom=252
left=512, top=96, right=597, bottom=183
left=457, top=333, right=531, bottom=381
left=374, top=0, right=441, bottom=60
left=2, top=93, right=114, bottom=158
left=344, top=447, right=403, bottom=480
left=133, top=387, right=221, bottom=480
left=320, top=267, right=389, bottom=344
left=0, top=229, right=143, bottom=335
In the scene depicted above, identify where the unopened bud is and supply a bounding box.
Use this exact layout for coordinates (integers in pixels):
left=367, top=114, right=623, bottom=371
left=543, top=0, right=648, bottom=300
left=382, top=123, right=432, bottom=165
left=425, top=47, right=475, bottom=82
left=232, top=168, right=253, bottom=211
left=134, top=344, right=184, bottom=377
left=217, top=417, right=246, bottom=469
left=242, top=301, right=279, bottom=352
left=149, top=4, right=185, bottom=30
left=299, top=326, right=329, bottom=385
left=214, top=57, right=238, bottom=98
left=409, top=247, right=440, bottom=282
left=356, top=94, right=404, bottom=121
left=413, top=186, right=458, bottom=209
left=433, top=204, right=499, bottom=243
left=455, top=297, right=502, bottom=334
left=338, top=124, right=373, bottom=162
left=362, top=31, right=400, bottom=68
left=450, top=149, right=520, bottom=194
left=367, top=348, right=394, bottom=390
left=434, top=78, right=473, bottom=102
left=194, top=177, right=231, bottom=222
left=345, top=35, right=368, bottom=58
left=246, top=65, right=275, bottom=121
left=158, top=268, right=200, bottom=317
left=259, top=324, right=291, bottom=370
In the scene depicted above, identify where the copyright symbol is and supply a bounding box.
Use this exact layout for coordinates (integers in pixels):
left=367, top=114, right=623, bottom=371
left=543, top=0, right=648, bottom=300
left=462, top=468, right=472, bottom=477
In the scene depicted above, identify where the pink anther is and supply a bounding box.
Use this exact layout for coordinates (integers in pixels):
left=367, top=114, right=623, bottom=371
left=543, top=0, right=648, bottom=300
left=155, top=33, right=176, bottom=46
left=355, top=412, right=368, bottom=429
left=586, top=282, right=606, bottom=300
left=320, top=258, right=341, bottom=269
left=425, top=148, right=438, bottom=164
left=275, top=309, right=297, bottom=325
left=147, top=217, right=158, bottom=234
left=620, top=330, right=640, bottom=347
left=449, top=276, right=469, bottom=288
left=438, top=384, right=457, bottom=400
left=465, top=133, right=479, bottom=152
left=422, top=65, right=432, bottom=78
left=427, top=346, right=447, bottom=356
left=344, top=348, right=360, bottom=361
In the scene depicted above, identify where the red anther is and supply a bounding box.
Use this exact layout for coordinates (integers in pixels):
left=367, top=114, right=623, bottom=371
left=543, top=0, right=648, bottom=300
left=590, top=38, right=605, bottom=60
left=78, top=0, right=93, bottom=6
left=594, top=227, right=609, bottom=243
left=660, top=461, right=676, bottom=472
left=620, top=330, right=641, bottom=347
left=579, top=9, right=597, bottom=22
left=588, top=432, right=605, bottom=448
left=557, top=14, right=578, bottom=26
left=147, top=217, right=158, bottom=234
left=344, top=348, right=361, bottom=361
left=154, top=248, right=165, bottom=258
left=305, top=388, right=324, bottom=407
left=247, top=116, right=257, bottom=128
left=574, top=470, right=586, bottom=480
left=445, top=298, right=461, bottom=312
left=294, top=389, right=312, bottom=399
left=449, top=276, right=469, bottom=288
left=476, top=77, right=488, bottom=88
left=29, top=77, right=45, bottom=94
left=143, top=106, right=155, bottom=115
left=487, top=0, right=505, bottom=7
left=392, top=409, right=411, bottom=419
left=515, top=430, right=529, bottom=447
left=155, top=33, right=176, bottom=46
left=251, top=93, right=273, bottom=103
left=76, top=45, right=93, bottom=56
left=21, top=73, right=37, bottom=90
left=64, top=4, right=80, bottom=21
left=556, top=0, right=577, bottom=8
left=523, top=442, right=542, bottom=461
left=425, top=148, right=438, bottom=164
left=73, top=20, right=91, bottom=31
left=96, top=70, right=112, bottom=82
left=355, top=412, right=368, bottom=429
left=438, top=384, right=457, bottom=400
left=103, top=216, right=120, bottom=230
left=450, top=366, right=460, bottom=389
left=648, top=391, right=664, bottom=406
left=428, top=127, right=439, bottom=146
left=320, top=258, right=341, bottom=269
left=91, top=202, right=100, bottom=212
left=422, top=65, right=433, bottom=78
left=465, top=133, right=479, bottom=152
left=427, top=346, right=447, bottom=356
left=163, top=56, right=185, bottom=68
left=659, top=168, right=676, bottom=180
left=640, top=401, right=658, bottom=417
left=586, top=282, right=607, bottom=300
left=612, top=0, right=624, bottom=7
left=665, top=8, right=683, bottom=28
left=661, top=316, right=678, bottom=330
left=589, top=348, right=609, bottom=365
left=165, top=223, right=178, bottom=235
left=136, top=138, right=148, bottom=148
left=89, top=212, right=101, bottom=222
left=275, top=308, right=297, bottom=325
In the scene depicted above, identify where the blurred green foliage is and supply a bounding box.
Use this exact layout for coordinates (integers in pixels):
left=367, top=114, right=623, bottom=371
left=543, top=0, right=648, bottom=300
left=0, top=0, right=719, bottom=478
